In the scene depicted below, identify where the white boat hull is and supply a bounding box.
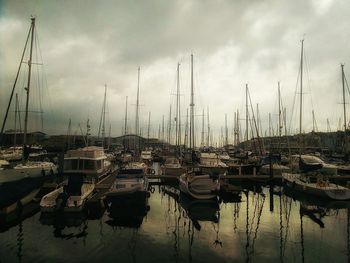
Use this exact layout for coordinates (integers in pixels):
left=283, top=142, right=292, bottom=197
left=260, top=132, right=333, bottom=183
left=0, top=162, right=57, bottom=184
left=282, top=173, right=350, bottom=200
left=179, top=173, right=220, bottom=200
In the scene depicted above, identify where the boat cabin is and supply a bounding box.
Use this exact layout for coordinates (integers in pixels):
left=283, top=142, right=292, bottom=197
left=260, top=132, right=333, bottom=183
left=64, top=146, right=107, bottom=176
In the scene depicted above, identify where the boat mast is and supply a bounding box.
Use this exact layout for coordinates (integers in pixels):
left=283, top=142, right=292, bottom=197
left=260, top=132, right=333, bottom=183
left=124, top=96, right=128, bottom=135
left=237, top=110, right=240, bottom=145
left=278, top=82, right=282, bottom=137
left=23, top=17, right=36, bottom=160
left=299, top=39, right=304, bottom=156
left=147, top=111, right=151, bottom=142
left=342, top=64, right=347, bottom=133
left=167, top=104, right=172, bottom=144
left=190, top=54, right=195, bottom=150
left=201, top=109, right=205, bottom=148
left=245, top=84, right=249, bottom=145
left=14, top=93, right=19, bottom=147
left=207, top=107, right=210, bottom=147
left=135, top=67, right=140, bottom=136
left=162, top=115, right=165, bottom=142
left=184, top=108, right=189, bottom=147
left=102, top=84, right=107, bottom=148
left=175, top=63, right=181, bottom=149
left=0, top=18, right=32, bottom=146
left=225, top=113, right=228, bottom=146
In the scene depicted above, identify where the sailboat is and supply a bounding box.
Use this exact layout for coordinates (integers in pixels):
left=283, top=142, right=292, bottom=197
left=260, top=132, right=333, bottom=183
left=179, top=54, right=220, bottom=200
left=0, top=17, right=57, bottom=185
left=282, top=40, right=350, bottom=200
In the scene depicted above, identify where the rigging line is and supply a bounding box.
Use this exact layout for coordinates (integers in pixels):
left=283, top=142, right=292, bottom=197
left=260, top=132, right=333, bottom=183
left=0, top=23, right=32, bottom=145
left=34, top=30, right=44, bottom=131
left=288, top=57, right=301, bottom=135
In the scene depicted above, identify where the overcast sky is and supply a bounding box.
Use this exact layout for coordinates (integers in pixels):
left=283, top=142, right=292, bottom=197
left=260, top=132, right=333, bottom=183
left=1, top=0, right=350, bottom=144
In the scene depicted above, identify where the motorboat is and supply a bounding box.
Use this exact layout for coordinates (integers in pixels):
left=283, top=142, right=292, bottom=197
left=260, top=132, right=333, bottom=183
left=40, top=146, right=112, bottom=213
left=40, top=174, right=95, bottom=213
left=288, top=155, right=337, bottom=175
left=105, top=162, right=150, bottom=204
left=179, top=168, right=220, bottom=200
left=63, top=146, right=114, bottom=182
left=282, top=173, right=350, bottom=200
left=141, top=150, right=153, bottom=163
left=199, top=152, right=228, bottom=175
left=161, top=157, right=184, bottom=177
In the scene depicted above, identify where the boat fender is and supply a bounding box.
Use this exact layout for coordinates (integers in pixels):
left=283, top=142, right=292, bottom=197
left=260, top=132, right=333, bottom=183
left=149, top=186, right=155, bottom=193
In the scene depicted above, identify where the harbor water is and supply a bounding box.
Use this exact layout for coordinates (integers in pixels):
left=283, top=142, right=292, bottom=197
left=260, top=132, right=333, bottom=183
left=0, top=182, right=349, bottom=263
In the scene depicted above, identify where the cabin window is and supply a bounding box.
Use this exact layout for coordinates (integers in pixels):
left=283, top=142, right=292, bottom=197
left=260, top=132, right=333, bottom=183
left=64, top=160, right=72, bottom=170
left=84, top=160, right=95, bottom=170
left=79, top=159, right=84, bottom=169
left=96, top=160, right=102, bottom=170
left=71, top=159, right=78, bottom=170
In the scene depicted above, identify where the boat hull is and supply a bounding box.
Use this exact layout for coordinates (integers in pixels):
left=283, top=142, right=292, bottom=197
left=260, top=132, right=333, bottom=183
left=179, top=173, right=220, bottom=200
left=282, top=173, right=350, bottom=200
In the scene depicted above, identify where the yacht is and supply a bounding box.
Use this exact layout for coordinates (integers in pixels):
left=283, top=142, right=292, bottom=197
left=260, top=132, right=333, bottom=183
left=161, top=157, right=184, bottom=176
left=199, top=152, right=228, bottom=175
left=105, top=162, right=150, bottom=205
left=40, top=146, right=112, bottom=212
left=0, top=18, right=57, bottom=185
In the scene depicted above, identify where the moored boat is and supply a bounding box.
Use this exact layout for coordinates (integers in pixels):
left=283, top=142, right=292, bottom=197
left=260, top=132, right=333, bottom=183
left=40, top=146, right=112, bottom=213
left=105, top=162, right=150, bottom=204
left=282, top=173, right=350, bottom=200
left=162, top=157, right=184, bottom=176
left=179, top=168, right=220, bottom=200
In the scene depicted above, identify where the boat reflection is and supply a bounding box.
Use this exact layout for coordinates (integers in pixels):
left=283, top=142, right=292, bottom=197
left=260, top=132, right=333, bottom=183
left=40, top=211, right=89, bottom=239
left=105, top=199, right=150, bottom=229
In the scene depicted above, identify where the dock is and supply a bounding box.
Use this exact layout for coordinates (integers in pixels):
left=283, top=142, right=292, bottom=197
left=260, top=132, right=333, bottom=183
left=146, top=175, right=350, bottom=184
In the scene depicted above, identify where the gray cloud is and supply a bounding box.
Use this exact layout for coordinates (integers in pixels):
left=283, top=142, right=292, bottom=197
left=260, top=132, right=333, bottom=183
left=1, top=0, right=350, bottom=144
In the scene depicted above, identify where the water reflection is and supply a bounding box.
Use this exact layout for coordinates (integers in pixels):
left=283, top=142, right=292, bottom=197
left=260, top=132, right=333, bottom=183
left=0, top=181, right=349, bottom=262
left=105, top=202, right=150, bottom=228
left=40, top=212, right=89, bottom=240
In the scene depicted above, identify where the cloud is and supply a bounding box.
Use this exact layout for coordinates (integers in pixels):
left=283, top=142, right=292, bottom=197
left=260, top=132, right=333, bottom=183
left=1, top=0, right=350, bottom=143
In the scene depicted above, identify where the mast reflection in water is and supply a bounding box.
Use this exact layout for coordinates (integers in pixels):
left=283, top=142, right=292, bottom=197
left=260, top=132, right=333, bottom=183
left=0, top=184, right=349, bottom=262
